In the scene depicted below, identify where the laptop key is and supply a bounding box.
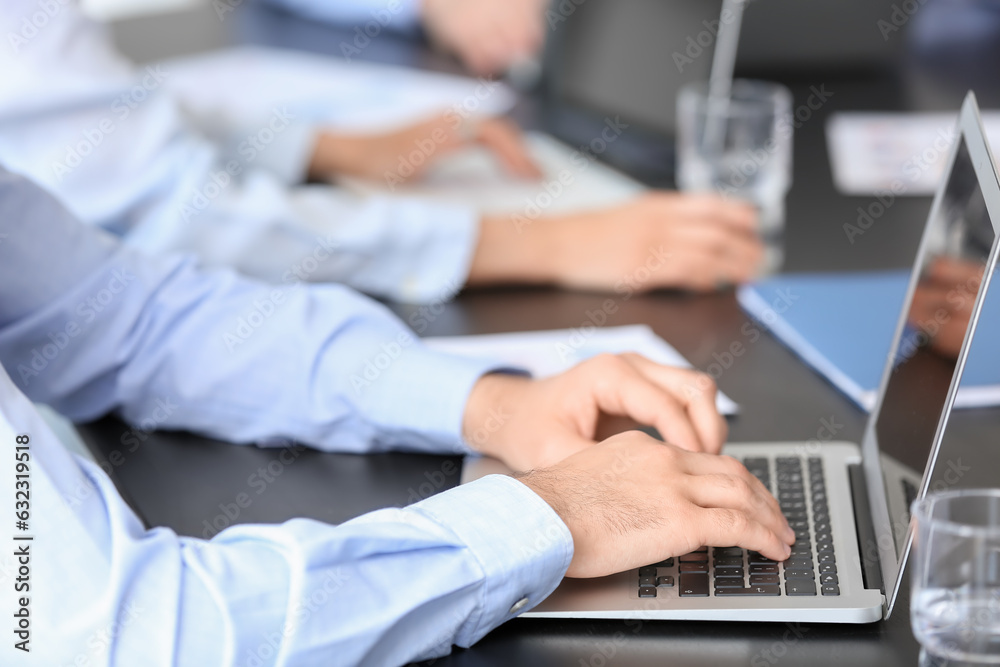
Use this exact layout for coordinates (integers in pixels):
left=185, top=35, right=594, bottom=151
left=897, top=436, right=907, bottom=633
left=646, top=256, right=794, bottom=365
left=785, top=559, right=814, bottom=571
left=714, top=576, right=746, bottom=588
left=680, top=552, right=708, bottom=562
left=714, top=567, right=744, bottom=578
left=657, top=576, right=675, bottom=587
left=749, top=564, right=778, bottom=574
left=819, top=563, right=837, bottom=574
left=639, top=576, right=656, bottom=586
left=818, top=553, right=837, bottom=564
left=785, top=581, right=817, bottom=596
left=679, top=573, right=710, bottom=597
left=714, top=547, right=744, bottom=557
left=638, top=567, right=657, bottom=577
left=650, top=558, right=675, bottom=567
left=679, top=563, right=709, bottom=573
left=783, top=570, right=816, bottom=580
left=822, top=584, right=841, bottom=596
left=820, top=573, right=839, bottom=585
left=715, top=586, right=781, bottom=597
left=713, top=557, right=743, bottom=568
left=749, top=574, right=780, bottom=585
left=748, top=552, right=777, bottom=565
left=639, top=586, right=657, bottom=598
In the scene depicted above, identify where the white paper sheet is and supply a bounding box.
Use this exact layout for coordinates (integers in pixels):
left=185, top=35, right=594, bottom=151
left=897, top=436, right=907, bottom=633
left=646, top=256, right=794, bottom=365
left=161, top=46, right=517, bottom=133
left=826, top=111, right=1000, bottom=196
left=424, top=324, right=739, bottom=415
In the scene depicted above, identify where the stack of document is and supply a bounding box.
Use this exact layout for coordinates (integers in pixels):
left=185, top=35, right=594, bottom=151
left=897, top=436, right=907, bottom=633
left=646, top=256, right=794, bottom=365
left=738, top=271, right=1000, bottom=410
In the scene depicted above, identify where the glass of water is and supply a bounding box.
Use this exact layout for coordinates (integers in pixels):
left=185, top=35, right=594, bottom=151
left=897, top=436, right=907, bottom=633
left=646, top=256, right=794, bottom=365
left=911, top=489, right=1000, bottom=663
left=676, top=79, right=794, bottom=271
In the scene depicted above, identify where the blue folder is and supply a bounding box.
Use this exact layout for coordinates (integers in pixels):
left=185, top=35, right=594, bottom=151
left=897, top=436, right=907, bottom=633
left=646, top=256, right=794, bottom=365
left=737, top=270, right=1000, bottom=411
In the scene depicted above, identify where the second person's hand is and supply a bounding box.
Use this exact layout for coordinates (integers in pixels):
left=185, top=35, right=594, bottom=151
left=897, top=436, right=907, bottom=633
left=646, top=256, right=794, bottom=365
left=309, top=113, right=542, bottom=185
left=469, top=192, right=764, bottom=292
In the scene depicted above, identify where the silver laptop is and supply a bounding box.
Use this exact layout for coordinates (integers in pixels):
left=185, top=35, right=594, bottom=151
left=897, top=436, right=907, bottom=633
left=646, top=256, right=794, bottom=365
left=462, top=93, right=1000, bottom=623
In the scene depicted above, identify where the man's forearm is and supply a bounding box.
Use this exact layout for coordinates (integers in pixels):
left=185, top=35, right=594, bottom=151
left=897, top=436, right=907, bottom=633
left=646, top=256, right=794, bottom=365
left=0, top=364, right=573, bottom=665
left=0, top=169, right=496, bottom=455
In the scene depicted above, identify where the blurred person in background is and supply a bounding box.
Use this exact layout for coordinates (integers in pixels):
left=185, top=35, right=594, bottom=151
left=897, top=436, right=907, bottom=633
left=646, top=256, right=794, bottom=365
left=0, top=0, right=762, bottom=304
left=261, top=0, right=550, bottom=76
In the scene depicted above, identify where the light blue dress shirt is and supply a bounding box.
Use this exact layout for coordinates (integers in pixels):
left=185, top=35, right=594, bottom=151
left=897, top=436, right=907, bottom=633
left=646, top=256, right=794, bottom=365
left=0, top=168, right=573, bottom=665
left=0, top=0, right=479, bottom=304
left=259, top=0, right=423, bottom=30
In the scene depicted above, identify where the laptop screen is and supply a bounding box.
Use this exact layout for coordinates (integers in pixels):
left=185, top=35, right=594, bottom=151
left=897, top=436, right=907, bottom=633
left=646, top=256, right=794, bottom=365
left=873, top=135, right=995, bottom=552
left=864, top=97, right=1000, bottom=615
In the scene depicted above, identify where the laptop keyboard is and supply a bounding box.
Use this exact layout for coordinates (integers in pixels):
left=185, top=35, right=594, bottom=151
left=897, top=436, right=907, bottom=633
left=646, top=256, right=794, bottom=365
left=636, top=456, right=840, bottom=599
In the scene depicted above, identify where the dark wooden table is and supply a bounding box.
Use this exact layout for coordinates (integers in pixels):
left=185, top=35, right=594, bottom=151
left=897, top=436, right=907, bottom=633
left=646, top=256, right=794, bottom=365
left=80, top=4, right=1000, bottom=665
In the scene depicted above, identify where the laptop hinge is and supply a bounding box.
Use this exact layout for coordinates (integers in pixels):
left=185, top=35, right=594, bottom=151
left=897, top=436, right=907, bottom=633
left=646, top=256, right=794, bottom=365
left=848, top=463, right=885, bottom=593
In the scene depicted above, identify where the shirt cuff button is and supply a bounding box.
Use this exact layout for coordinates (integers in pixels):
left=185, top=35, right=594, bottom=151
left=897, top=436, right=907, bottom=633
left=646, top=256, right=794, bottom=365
left=508, top=597, right=530, bottom=615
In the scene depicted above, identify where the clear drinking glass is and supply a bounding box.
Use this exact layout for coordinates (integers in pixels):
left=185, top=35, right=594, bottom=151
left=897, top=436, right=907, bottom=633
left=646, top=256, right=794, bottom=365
left=676, top=79, right=794, bottom=262
left=911, top=489, right=1000, bottom=664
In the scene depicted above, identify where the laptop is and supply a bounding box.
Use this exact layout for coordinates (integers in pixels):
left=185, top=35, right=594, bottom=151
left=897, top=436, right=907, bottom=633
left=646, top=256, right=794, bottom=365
left=461, top=92, right=1000, bottom=623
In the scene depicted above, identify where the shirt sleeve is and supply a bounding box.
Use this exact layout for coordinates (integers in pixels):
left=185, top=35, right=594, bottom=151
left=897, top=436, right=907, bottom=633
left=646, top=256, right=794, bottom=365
left=0, top=1, right=481, bottom=304
left=255, top=0, right=423, bottom=32
left=0, top=364, right=573, bottom=666
left=0, top=168, right=496, bottom=455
